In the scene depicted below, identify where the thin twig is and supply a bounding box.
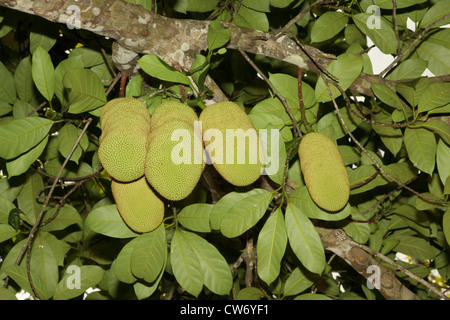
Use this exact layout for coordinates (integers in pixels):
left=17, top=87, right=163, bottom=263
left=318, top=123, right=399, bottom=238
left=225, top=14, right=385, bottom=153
left=356, top=243, right=450, bottom=300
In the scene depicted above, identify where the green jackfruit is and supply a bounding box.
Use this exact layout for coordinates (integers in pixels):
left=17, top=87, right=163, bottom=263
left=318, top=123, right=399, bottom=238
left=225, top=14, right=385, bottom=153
left=150, top=100, right=199, bottom=131
left=199, top=101, right=264, bottom=186
left=111, top=177, right=164, bottom=233
left=98, top=98, right=151, bottom=182
left=298, top=132, right=350, bottom=212
left=145, top=115, right=204, bottom=201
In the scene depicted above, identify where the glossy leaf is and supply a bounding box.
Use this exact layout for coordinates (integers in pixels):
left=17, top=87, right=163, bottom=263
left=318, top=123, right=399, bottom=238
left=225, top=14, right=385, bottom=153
left=257, top=207, right=287, bottom=285
left=183, top=230, right=232, bottom=296
left=138, top=54, right=190, bottom=85
left=208, top=19, right=231, bottom=51
left=6, top=135, right=48, bottom=178
left=0, top=117, right=53, bottom=160
left=32, top=46, right=55, bottom=101
left=63, top=68, right=107, bottom=114
left=177, top=203, right=213, bottom=233
left=130, top=225, right=166, bottom=283
left=420, top=1, right=450, bottom=28
left=0, top=61, right=16, bottom=104
left=219, top=188, right=273, bottom=238
left=404, top=127, right=436, bottom=175
left=283, top=267, right=315, bottom=297
left=85, top=204, right=139, bottom=239
left=311, top=11, right=348, bottom=43
left=53, top=265, right=104, bottom=300
left=14, top=56, right=36, bottom=103
left=353, top=13, right=397, bottom=54
left=112, top=237, right=139, bottom=284
left=170, top=229, right=203, bottom=297
left=57, top=123, right=89, bottom=163
left=315, top=53, right=363, bottom=102
left=285, top=201, right=326, bottom=274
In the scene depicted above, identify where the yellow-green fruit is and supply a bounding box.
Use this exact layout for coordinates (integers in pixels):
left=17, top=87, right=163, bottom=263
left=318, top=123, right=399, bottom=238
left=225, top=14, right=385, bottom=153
left=150, top=101, right=199, bottom=131
left=111, top=177, right=164, bottom=233
left=98, top=98, right=151, bottom=182
left=145, top=119, right=204, bottom=201
left=298, top=132, right=350, bottom=212
left=199, top=102, right=264, bottom=186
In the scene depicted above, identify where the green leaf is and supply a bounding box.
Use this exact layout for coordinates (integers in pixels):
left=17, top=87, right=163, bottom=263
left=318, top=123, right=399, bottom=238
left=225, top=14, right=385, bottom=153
left=170, top=229, right=203, bottom=297
left=0, top=61, right=16, bottom=104
left=0, top=287, right=17, bottom=300
left=40, top=204, right=82, bottom=232
left=3, top=265, right=33, bottom=295
left=210, top=191, right=248, bottom=230
left=236, top=287, right=265, bottom=300
left=269, top=73, right=316, bottom=111
left=341, top=210, right=371, bottom=244
left=404, top=127, right=436, bottom=175
left=270, top=0, right=294, bottom=8
left=285, top=201, right=326, bottom=274
left=63, top=68, right=107, bottom=114
left=17, top=173, right=44, bottom=225
left=29, top=26, right=57, bottom=54
left=177, top=203, right=213, bottom=233
left=208, top=19, right=231, bottom=51
left=283, top=266, right=315, bottom=297
left=138, top=54, right=190, bottom=85
left=417, top=41, right=450, bottom=76
left=182, top=230, right=232, bottom=296
left=0, top=117, right=53, bottom=160
left=234, top=5, right=269, bottom=31
left=112, top=237, right=139, bottom=284
left=6, top=135, right=48, bottom=178
left=0, top=196, right=16, bottom=225
left=373, top=0, right=427, bottom=9
left=259, top=124, right=286, bottom=184
left=28, top=233, right=59, bottom=299
left=0, top=224, right=17, bottom=243
left=444, top=211, right=450, bottom=247
left=420, top=1, right=450, bottom=28
left=256, top=207, right=287, bottom=285
left=68, top=46, right=105, bottom=67
left=53, top=265, right=105, bottom=300
left=353, top=13, right=398, bottom=54
left=85, top=204, right=139, bottom=238
left=173, top=0, right=219, bottom=13
left=371, top=113, right=403, bottom=156
left=295, top=293, right=333, bottom=300
left=57, top=123, right=89, bottom=163
left=31, top=46, right=55, bottom=101
left=130, top=225, right=166, bottom=283
left=54, top=56, right=84, bottom=104
left=288, top=186, right=352, bottom=221
left=219, top=188, right=273, bottom=238
left=386, top=58, right=428, bottom=81
left=14, top=56, right=36, bottom=103
left=437, top=139, right=450, bottom=186
left=371, top=83, right=403, bottom=110
left=393, top=236, right=436, bottom=260
left=409, top=120, right=450, bottom=145
left=417, top=82, right=450, bottom=114
left=315, top=53, right=363, bottom=102
left=311, top=12, right=348, bottom=43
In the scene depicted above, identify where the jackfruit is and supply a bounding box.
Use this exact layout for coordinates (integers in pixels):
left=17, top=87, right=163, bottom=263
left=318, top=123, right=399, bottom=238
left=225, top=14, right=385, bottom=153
left=298, top=132, right=350, bottom=212
left=145, top=113, right=204, bottom=201
left=98, top=98, right=151, bottom=182
left=150, top=100, right=199, bottom=131
left=111, top=177, right=165, bottom=233
left=199, top=101, right=264, bottom=186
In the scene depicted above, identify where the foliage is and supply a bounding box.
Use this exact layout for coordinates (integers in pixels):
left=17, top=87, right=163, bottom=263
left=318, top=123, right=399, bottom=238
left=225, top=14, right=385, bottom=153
left=0, top=0, right=449, bottom=300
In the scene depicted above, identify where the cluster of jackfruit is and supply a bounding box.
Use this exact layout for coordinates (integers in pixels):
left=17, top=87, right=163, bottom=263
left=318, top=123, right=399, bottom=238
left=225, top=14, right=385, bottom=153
left=98, top=98, right=164, bottom=233
left=298, top=132, right=350, bottom=212
left=98, top=98, right=265, bottom=233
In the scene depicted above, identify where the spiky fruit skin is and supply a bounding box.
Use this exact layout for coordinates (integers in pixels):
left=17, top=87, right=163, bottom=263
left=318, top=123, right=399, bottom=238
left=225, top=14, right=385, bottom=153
left=98, top=98, right=151, bottom=182
left=199, top=102, right=264, bottom=186
left=111, top=177, right=164, bottom=233
left=298, top=132, right=350, bottom=212
left=145, top=103, right=204, bottom=201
